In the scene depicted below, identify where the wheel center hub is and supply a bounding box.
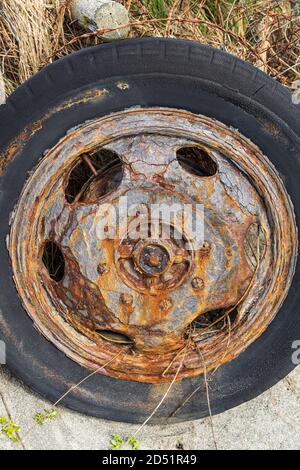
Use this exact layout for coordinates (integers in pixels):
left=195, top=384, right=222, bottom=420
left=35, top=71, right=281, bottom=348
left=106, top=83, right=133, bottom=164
left=134, top=241, right=171, bottom=276
left=116, top=220, right=193, bottom=295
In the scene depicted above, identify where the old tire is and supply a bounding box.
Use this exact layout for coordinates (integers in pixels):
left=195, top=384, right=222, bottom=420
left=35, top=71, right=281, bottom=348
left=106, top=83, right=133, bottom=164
left=0, top=38, right=299, bottom=423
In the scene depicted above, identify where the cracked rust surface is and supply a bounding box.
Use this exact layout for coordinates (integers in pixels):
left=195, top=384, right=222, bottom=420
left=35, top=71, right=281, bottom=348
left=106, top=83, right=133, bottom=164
left=9, top=108, right=298, bottom=383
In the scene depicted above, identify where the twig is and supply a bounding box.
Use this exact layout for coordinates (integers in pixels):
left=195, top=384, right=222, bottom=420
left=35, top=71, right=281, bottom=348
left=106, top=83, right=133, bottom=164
left=165, top=0, right=181, bottom=36
left=211, top=315, right=231, bottom=377
left=135, top=329, right=194, bottom=434
left=48, top=17, right=261, bottom=62
left=169, top=348, right=217, bottom=449
left=135, top=359, right=183, bottom=435
left=275, top=61, right=300, bottom=77
left=223, top=0, right=238, bottom=49
left=53, top=351, right=123, bottom=407
left=162, top=346, right=186, bottom=376
left=200, top=350, right=217, bottom=450
left=81, top=154, right=97, bottom=176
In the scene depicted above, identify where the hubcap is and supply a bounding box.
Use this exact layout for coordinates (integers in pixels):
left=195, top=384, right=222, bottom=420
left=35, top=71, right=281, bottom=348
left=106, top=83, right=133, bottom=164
left=9, top=108, right=298, bottom=382
left=135, top=241, right=171, bottom=275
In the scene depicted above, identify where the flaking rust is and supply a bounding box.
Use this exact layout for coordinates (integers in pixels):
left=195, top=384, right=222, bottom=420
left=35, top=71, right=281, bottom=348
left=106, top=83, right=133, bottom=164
left=0, top=86, right=109, bottom=175
left=8, top=108, right=298, bottom=383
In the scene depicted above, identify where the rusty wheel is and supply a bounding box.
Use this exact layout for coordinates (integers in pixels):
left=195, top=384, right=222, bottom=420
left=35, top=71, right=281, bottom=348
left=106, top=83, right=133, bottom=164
left=0, top=39, right=299, bottom=423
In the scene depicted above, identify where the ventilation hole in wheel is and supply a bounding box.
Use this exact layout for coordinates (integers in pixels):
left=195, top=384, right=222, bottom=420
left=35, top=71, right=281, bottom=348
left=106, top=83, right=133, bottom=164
left=190, top=307, right=239, bottom=340
left=42, top=241, right=65, bottom=282
left=95, top=330, right=133, bottom=345
left=65, top=148, right=123, bottom=203
left=244, top=223, right=266, bottom=268
left=177, top=146, right=217, bottom=177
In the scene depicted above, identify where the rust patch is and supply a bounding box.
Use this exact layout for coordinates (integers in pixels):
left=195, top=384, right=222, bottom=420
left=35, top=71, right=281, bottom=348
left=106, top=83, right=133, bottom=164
left=0, top=87, right=108, bottom=176
left=8, top=108, right=298, bottom=383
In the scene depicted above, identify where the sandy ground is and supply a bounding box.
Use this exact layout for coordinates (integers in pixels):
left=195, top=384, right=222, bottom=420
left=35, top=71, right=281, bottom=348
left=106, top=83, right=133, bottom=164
left=0, top=365, right=299, bottom=450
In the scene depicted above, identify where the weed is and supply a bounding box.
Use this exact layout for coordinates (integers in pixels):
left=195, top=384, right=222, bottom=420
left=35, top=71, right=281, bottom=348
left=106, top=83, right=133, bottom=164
left=33, top=408, right=58, bottom=425
left=110, top=433, right=124, bottom=450
left=110, top=433, right=140, bottom=450
left=127, top=435, right=140, bottom=450
left=0, top=416, right=20, bottom=443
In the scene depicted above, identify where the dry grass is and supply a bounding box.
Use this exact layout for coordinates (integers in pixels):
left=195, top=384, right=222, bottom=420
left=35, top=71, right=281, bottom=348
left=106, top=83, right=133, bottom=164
left=0, top=0, right=299, bottom=95
left=0, top=0, right=65, bottom=94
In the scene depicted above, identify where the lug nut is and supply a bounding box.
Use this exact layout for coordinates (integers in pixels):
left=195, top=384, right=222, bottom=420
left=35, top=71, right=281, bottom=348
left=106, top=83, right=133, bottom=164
left=159, top=299, right=172, bottom=311
left=120, top=293, right=133, bottom=305
left=200, top=240, right=211, bottom=253
left=174, top=248, right=186, bottom=264
left=119, top=243, right=133, bottom=258
left=202, top=241, right=211, bottom=251
left=97, top=263, right=109, bottom=275
left=191, top=277, right=204, bottom=290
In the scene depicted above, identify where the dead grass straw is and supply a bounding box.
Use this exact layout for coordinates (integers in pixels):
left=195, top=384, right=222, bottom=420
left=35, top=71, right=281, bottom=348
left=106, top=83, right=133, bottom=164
left=0, top=1, right=299, bottom=96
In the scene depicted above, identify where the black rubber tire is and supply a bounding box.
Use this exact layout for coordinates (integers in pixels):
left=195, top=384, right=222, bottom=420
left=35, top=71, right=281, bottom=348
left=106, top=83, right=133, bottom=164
left=0, top=38, right=299, bottom=424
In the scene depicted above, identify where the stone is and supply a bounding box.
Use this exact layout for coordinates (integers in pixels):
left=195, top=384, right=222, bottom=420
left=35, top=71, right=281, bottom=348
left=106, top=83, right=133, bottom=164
left=0, top=70, right=5, bottom=105
left=71, top=0, right=130, bottom=41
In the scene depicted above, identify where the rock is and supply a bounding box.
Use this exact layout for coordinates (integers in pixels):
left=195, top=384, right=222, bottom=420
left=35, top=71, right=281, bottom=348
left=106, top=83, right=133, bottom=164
left=71, top=0, right=130, bottom=41
left=291, top=80, right=300, bottom=105
left=0, top=71, right=5, bottom=105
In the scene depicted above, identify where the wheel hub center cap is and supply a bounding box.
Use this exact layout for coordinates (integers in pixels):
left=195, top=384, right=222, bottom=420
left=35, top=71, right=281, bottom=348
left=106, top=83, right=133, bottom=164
left=134, top=241, right=171, bottom=276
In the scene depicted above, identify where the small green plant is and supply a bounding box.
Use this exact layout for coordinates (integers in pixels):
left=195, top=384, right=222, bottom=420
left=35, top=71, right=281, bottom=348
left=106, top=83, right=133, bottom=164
left=127, top=435, right=140, bottom=450
left=110, top=433, right=123, bottom=450
left=110, top=433, right=140, bottom=450
left=34, top=412, right=47, bottom=425
left=33, top=408, right=58, bottom=425
left=0, top=416, right=20, bottom=442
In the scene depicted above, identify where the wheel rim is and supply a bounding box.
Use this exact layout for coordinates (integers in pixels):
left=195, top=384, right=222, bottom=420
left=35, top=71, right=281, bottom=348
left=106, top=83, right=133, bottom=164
left=9, top=108, right=298, bottom=383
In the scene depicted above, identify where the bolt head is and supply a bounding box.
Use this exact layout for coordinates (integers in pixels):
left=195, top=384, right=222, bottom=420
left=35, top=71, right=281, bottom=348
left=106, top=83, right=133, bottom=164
left=97, top=263, right=109, bottom=275
left=120, top=293, right=133, bottom=305
left=119, top=243, right=133, bottom=258
left=201, top=241, right=211, bottom=251
left=174, top=248, right=186, bottom=264
left=191, top=277, right=204, bottom=290
left=159, top=299, right=173, bottom=311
